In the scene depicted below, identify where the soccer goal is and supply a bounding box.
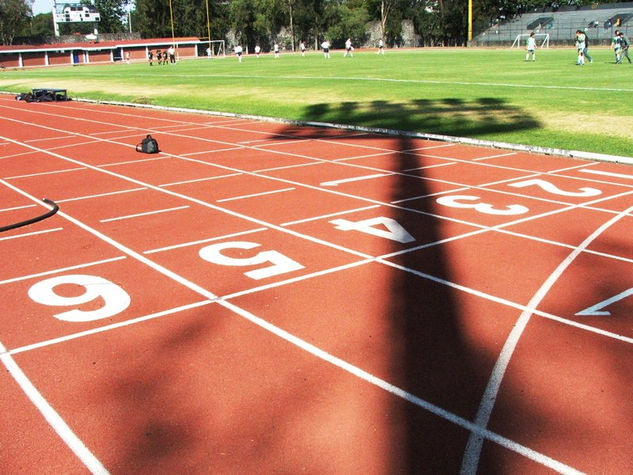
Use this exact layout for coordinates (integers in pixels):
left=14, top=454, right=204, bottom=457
left=198, top=39, right=225, bottom=58
left=511, top=33, right=549, bottom=49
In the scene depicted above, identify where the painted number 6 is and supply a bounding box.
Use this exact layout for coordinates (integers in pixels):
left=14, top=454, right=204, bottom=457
left=28, top=274, right=131, bottom=322
left=199, top=241, right=304, bottom=280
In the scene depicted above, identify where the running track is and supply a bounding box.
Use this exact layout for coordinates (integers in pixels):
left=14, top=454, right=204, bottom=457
left=1, top=94, right=632, bottom=473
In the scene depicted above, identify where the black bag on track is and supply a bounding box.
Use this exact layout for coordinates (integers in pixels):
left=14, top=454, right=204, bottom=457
left=136, top=134, right=160, bottom=154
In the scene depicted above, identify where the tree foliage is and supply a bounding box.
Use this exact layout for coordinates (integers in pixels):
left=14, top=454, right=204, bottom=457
left=6, top=0, right=630, bottom=48
left=0, top=0, right=32, bottom=45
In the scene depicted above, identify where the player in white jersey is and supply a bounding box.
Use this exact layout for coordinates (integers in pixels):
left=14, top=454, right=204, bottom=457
left=525, top=32, right=536, bottom=61
left=344, top=38, right=354, bottom=57
left=575, top=30, right=586, bottom=65
left=321, top=40, right=330, bottom=58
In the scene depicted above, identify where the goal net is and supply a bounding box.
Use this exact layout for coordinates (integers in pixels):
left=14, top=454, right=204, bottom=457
left=197, top=39, right=225, bottom=58
left=511, top=33, right=549, bottom=49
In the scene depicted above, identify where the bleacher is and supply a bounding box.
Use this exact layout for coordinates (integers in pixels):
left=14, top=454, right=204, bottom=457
left=472, top=2, right=633, bottom=46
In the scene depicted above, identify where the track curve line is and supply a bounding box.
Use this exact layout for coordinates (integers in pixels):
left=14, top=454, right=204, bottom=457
left=460, top=203, right=633, bottom=475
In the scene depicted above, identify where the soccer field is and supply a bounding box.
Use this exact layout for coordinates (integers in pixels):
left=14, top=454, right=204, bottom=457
left=1, top=47, right=632, bottom=158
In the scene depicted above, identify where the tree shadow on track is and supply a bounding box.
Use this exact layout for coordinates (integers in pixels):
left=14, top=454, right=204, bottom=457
left=265, top=98, right=541, bottom=472
left=299, top=97, right=540, bottom=139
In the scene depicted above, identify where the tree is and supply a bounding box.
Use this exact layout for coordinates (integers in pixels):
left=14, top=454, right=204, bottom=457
left=94, top=0, right=129, bottom=34
left=0, top=0, right=32, bottom=45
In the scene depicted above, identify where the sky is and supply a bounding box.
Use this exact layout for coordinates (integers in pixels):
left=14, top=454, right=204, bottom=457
left=32, top=0, right=54, bottom=15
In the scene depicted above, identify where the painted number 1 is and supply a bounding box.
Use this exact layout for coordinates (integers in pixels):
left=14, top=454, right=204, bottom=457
left=28, top=274, right=131, bottom=322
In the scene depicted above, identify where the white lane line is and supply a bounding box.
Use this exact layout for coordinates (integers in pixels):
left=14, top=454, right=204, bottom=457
left=143, top=227, right=268, bottom=254
left=8, top=300, right=213, bottom=355
left=99, top=205, right=189, bottom=223
left=220, top=299, right=583, bottom=475
left=0, top=341, right=109, bottom=474
left=579, top=168, right=633, bottom=180
left=97, top=155, right=169, bottom=168
left=5, top=167, right=86, bottom=180
left=0, top=204, right=37, bottom=213
left=216, top=187, right=295, bottom=203
left=0, top=256, right=127, bottom=286
left=56, top=187, right=147, bottom=204
left=472, top=151, right=518, bottom=161
left=320, top=173, right=392, bottom=187
left=3, top=168, right=580, bottom=474
left=158, top=172, right=242, bottom=187
left=402, top=162, right=457, bottom=172
left=281, top=205, right=381, bottom=226
left=459, top=203, right=633, bottom=475
left=0, top=227, right=63, bottom=241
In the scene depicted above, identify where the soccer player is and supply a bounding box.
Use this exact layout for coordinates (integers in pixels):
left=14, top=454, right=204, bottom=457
left=274, top=42, right=280, bottom=58
left=583, top=29, right=593, bottom=63
left=525, top=32, right=536, bottom=61
left=575, top=30, right=585, bottom=65
left=613, top=30, right=624, bottom=63
left=321, top=40, right=330, bottom=58
left=344, top=38, right=354, bottom=57
left=235, top=44, right=243, bottom=62
left=377, top=38, right=384, bottom=54
left=300, top=41, right=306, bottom=56
left=619, top=31, right=631, bottom=63
left=148, top=50, right=153, bottom=66
left=254, top=44, right=261, bottom=58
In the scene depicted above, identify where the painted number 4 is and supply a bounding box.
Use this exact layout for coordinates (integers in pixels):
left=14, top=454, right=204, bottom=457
left=330, top=216, right=415, bottom=243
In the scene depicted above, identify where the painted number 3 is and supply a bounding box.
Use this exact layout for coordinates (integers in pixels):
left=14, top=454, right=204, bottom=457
left=28, top=274, right=131, bottom=322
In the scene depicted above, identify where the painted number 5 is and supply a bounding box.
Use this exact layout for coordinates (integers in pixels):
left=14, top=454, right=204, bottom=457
left=28, top=274, right=131, bottom=322
left=199, top=241, right=304, bottom=280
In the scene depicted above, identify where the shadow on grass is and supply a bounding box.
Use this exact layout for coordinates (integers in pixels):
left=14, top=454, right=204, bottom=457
left=300, top=97, right=540, bottom=138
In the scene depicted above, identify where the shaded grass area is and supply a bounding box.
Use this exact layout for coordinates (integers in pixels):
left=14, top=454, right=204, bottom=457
left=1, top=48, right=632, bottom=156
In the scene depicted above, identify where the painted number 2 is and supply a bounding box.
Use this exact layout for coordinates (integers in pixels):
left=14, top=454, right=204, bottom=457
left=199, top=241, right=304, bottom=280
left=509, top=179, right=601, bottom=197
left=28, top=274, right=131, bottom=322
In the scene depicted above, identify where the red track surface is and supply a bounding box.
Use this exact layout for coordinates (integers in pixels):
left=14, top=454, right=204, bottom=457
left=1, top=95, right=632, bottom=473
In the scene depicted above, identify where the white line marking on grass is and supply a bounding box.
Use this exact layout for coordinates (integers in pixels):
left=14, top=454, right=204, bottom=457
left=579, top=169, right=633, bottom=180
left=459, top=203, right=633, bottom=475
left=141, top=72, right=633, bottom=94
left=99, top=205, right=189, bottom=223
left=0, top=341, right=110, bottom=474
left=0, top=256, right=127, bottom=286
left=0, top=227, right=63, bottom=241
left=143, top=227, right=268, bottom=254
left=216, top=187, right=295, bottom=203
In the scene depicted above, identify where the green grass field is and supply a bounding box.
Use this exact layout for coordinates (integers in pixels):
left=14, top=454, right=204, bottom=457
left=2, top=47, right=632, bottom=157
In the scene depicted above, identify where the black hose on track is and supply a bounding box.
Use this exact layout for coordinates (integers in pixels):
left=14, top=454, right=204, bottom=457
left=0, top=198, right=59, bottom=233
